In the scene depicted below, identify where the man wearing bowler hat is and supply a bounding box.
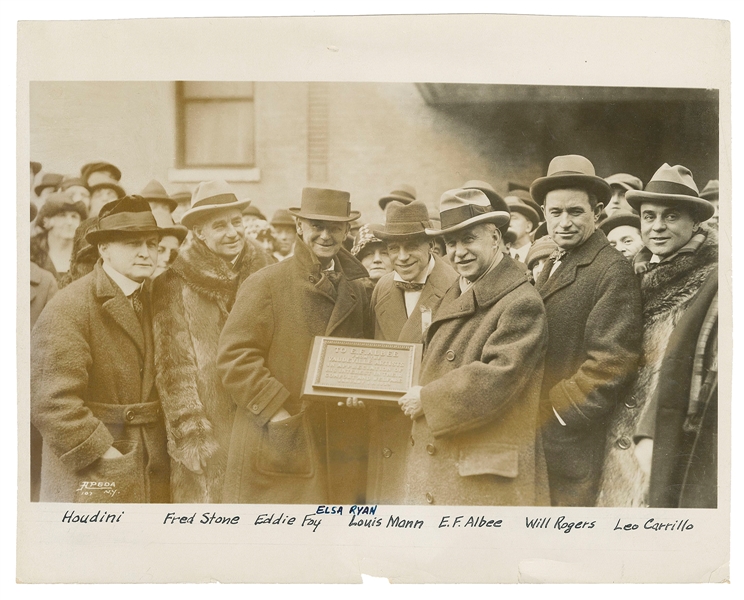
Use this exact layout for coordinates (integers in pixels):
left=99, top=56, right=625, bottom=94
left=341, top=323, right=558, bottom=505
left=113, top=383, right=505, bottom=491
left=31, top=196, right=170, bottom=503
left=530, top=154, right=642, bottom=507
left=395, top=188, right=549, bottom=506
left=364, top=200, right=457, bottom=504
left=218, top=187, right=371, bottom=504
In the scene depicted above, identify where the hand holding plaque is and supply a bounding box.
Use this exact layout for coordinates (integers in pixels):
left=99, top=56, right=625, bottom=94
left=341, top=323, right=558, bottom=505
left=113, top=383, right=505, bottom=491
left=302, top=336, right=423, bottom=403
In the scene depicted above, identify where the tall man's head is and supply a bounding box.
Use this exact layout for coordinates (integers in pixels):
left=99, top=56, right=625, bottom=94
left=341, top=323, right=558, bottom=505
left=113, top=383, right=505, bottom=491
left=288, top=187, right=359, bottom=268
left=180, top=179, right=251, bottom=261
left=86, top=196, right=164, bottom=283
left=530, top=154, right=612, bottom=252
left=428, top=188, right=510, bottom=281
left=372, top=201, right=433, bottom=282
left=626, top=163, right=714, bottom=259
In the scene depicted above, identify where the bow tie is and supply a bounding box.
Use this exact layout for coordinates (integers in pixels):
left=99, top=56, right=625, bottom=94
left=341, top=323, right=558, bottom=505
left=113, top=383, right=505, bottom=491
left=395, top=280, right=425, bottom=292
left=549, top=248, right=567, bottom=263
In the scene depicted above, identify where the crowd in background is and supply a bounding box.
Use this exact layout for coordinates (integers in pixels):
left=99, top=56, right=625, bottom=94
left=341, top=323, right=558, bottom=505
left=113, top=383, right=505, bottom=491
left=27, top=156, right=720, bottom=509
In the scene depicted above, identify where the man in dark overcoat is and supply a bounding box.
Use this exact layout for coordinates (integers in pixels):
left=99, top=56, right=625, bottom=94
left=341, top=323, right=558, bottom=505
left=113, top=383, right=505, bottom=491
left=217, top=188, right=371, bottom=504
left=396, top=188, right=550, bottom=506
left=31, top=197, right=170, bottom=503
left=365, top=200, right=457, bottom=503
left=530, top=155, right=643, bottom=507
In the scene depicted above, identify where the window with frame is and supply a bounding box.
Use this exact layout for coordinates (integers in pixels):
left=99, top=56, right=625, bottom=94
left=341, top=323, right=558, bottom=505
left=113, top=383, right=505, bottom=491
left=176, top=81, right=256, bottom=168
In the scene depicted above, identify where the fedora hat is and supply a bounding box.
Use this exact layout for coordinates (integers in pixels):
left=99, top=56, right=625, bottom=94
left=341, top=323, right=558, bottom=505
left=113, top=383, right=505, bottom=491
left=271, top=208, right=296, bottom=227
left=152, top=209, right=188, bottom=243
left=605, top=173, right=643, bottom=192
left=699, top=179, right=719, bottom=201
left=626, top=163, right=714, bottom=221
left=180, top=180, right=251, bottom=229
left=378, top=184, right=417, bottom=211
left=86, top=196, right=163, bottom=245
left=140, top=179, right=177, bottom=212
left=530, top=155, right=612, bottom=206
left=35, top=192, right=88, bottom=227
left=426, top=188, right=510, bottom=236
left=372, top=200, right=431, bottom=241
left=34, top=173, right=63, bottom=196
left=88, top=172, right=125, bottom=199
left=504, top=190, right=541, bottom=229
left=598, top=209, right=641, bottom=235
left=81, top=161, right=122, bottom=184
left=289, top=187, right=360, bottom=222
left=462, top=180, right=508, bottom=214
left=242, top=204, right=267, bottom=220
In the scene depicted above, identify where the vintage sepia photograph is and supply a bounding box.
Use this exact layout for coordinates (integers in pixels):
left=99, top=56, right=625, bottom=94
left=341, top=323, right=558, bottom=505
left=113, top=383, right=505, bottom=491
left=15, top=12, right=732, bottom=584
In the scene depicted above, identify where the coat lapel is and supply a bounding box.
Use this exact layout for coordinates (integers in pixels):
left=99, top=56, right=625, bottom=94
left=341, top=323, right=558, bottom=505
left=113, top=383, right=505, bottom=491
left=538, top=231, right=609, bottom=302
left=376, top=282, right=409, bottom=341
left=325, top=274, right=359, bottom=336
left=95, top=264, right=145, bottom=357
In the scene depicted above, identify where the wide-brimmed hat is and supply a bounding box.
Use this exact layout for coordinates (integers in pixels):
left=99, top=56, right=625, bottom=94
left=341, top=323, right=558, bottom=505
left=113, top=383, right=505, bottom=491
left=140, top=179, right=177, bottom=212
left=180, top=180, right=252, bottom=229
left=59, top=176, right=89, bottom=192
left=242, top=204, right=267, bottom=220
left=462, top=180, right=508, bottom=214
left=34, top=173, right=63, bottom=196
left=81, top=161, right=122, bottom=184
left=372, top=200, right=431, bottom=241
left=605, top=173, right=643, bottom=192
left=351, top=224, right=385, bottom=257
left=598, top=209, right=641, bottom=235
left=152, top=209, right=188, bottom=242
left=271, top=208, right=296, bottom=227
left=426, top=188, right=510, bottom=236
left=289, top=187, right=360, bottom=222
left=699, top=179, right=719, bottom=201
left=525, top=236, right=559, bottom=270
left=86, top=196, right=163, bottom=245
left=378, top=184, right=417, bottom=211
left=531, top=155, right=612, bottom=206
left=30, top=161, right=42, bottom=176
left=88, top=172, right=125, bottom=199
left=504, top=190, right=541, bottom=229
left=35, top=192, right=88, bottom=227
left=626, top=163, right=714, bottom=221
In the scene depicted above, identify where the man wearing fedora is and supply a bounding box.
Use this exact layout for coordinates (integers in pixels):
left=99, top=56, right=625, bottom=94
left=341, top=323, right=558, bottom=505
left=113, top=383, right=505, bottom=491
left=505, top=190, right=542, bottom=263
left=598, top=164, right=718, bottom=507
left=604, top=173, right=644, bottom=217
left=151, top=180, right=272, bottom=503
left=217, top=187, right=371, bottom=504
left=395, top=188, right=549, bottom=506
left=270, top=208, right=298, bottom=262
left=530, top=154, right=642, bottom=507
left=31, top=196, right=169, bottom=503
left=365, top=200, right=457, bottom=504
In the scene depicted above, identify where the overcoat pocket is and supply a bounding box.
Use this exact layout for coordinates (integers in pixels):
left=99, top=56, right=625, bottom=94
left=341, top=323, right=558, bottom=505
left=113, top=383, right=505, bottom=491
left=255, top=411, right=315, bottom=477
left=74, top=440, right=145, bottom=503
left=458, top=443, right=519, bottom=479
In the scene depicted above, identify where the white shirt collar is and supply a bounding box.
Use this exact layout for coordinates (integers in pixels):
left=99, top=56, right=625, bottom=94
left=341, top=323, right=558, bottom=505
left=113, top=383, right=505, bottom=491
left=323, top=258, right=335, bottom=272
left=393, top=255, right=435, bottom=284
left=102, top=261, right=143, bottom=297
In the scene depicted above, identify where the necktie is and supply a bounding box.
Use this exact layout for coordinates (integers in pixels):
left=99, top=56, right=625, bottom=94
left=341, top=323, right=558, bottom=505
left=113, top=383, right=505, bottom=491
left=395, top=280, right=425, bottom=292
left=131, top=287, right=144, bottom=325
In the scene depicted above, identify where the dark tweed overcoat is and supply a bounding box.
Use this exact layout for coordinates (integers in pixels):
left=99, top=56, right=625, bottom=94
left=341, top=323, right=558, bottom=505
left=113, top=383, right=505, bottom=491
left=366, top=254, right=458, bottom=504
left=399, top=256, right=550, bottom=506
left=31, top=262, right=169, bottom=503
left=536, top=229, right=642, bottom=507
left=217, top=238, right=371, bottom=504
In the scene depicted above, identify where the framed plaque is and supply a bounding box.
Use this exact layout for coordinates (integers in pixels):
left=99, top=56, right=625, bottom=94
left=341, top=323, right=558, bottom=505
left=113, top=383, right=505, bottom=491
left=301, top=336, right=423, bottom=402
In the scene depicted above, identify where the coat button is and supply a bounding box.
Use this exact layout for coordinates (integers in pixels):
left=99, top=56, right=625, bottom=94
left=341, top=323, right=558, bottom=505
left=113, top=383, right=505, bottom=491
left=382, top=447, right=392, bottom=458
left=624, top=397, right=638, bottom=409
left=125, top=410, right=135, bottom=422
left=425, top=492, right=434, bottom=504
left=445, top=350, right=455, bottom=361
left=426, top=443, right=437, bottom=456
left=251, top=404, right=259, bottom=412
left=616, top=437, right=631, bottom=450
left=410, top=436, right=415, bottom=447
left=309, top=276, right=316, bottom=283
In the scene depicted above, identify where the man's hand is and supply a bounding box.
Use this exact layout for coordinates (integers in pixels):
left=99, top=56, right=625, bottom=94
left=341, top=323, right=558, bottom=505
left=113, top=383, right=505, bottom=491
left=102, top=445, right=123, bottom=459
left=338, top=397, right=365, bottom=409
left=634, top=437, right=654, bottom=476
left=398, top=386, right=424, bottom=420
left=269, top=407, right=293, bottom=423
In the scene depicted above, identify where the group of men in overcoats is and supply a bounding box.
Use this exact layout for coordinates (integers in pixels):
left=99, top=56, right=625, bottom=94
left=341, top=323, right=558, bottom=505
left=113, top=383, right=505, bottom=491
left=30, top=151, right=718, bottom=509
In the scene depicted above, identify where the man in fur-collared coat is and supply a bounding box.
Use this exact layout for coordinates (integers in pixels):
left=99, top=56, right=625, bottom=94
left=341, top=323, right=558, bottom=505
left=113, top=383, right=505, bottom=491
left=31, top=197, right=169, bottom=503
left=217, top=187, right=371, bottom=505
left=396, top=189, right=549, bottom=506
left=365, top=201, right=458, bottom=504
left=597, top=164, right=718, bottom=507
left=151, top=180, right=272, bottom=503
